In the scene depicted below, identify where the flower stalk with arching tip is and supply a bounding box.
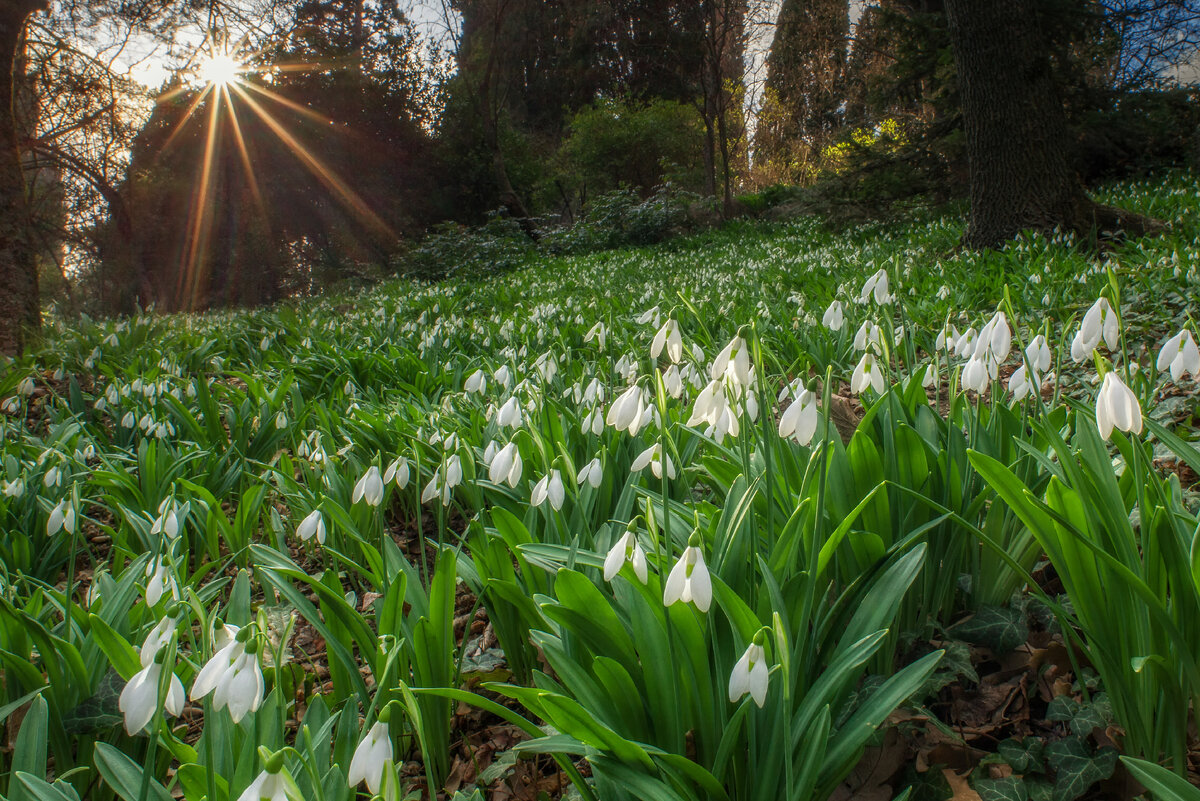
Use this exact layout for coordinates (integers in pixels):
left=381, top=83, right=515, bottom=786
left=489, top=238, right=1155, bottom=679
left=352, top=465, right=384, bottom=506
left=1095, top=371, right=1143, bottom=441
left=531, top=469, right=565, bottom=510
left=850, top=353, right=885, bottom=395
left=603, top=526, right=648, bottom=584
left=1156, top=329, right=1200, bottom=381
left=651, top=319, right=684, bottom=363
left=663, top=534, right=711, bottom=612
left=296, top=509, right=325, bottom=545
left=384, top=456, right=410, bottom=488
left=777, top=386, right=818, bottom=445
left=349, top=708, right=394, bottom=795
left=822, top=300, right=844, bottom=331
left=607, top=383, right=645, bottom=435
left=631, top=443, right=676, bottom=480
left=728, top=632, right=769, bottom=707
left=488, top=442, right=523, bottom=487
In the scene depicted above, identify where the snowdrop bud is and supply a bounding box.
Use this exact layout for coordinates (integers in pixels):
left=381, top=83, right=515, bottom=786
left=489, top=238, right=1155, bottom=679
left=606, top=383, right=645, bottom=435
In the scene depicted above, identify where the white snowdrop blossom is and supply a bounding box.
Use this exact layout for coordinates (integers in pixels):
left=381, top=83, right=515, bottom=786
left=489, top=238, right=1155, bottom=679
left=1157, top=329, right=1200, bottom=381
left=630, top=443, right=676, bottom=480
left=1008, top=365, right=1033, bottom=401
left=585, top=321, right=607, bottom=350
left=1095, top=372, right=1143, bottom=441
left=663, top=543, right=712, bottom=612
left=1071, top=297, right=1119, bottom=362
left=607, top=383, right=645, bottom=435
left=711, top=335, right=751, bottom=386
left=296, top=509, right=325, bottom=545
left=144, top=557, right=177, bottom=607
left=822, top=300, right=844, bottom=332
left=961, top=356, right=991, bottom=394
left=1026, top=335, right=1052, bottom=375
left=47, top=499, right=76, bottom=536
left=348, top=720, right=394, bottom=795
left=603, top=531, right=648, bottom=583
left=777, top=388, right=818, bottom=445
left=651, top=319, right=684, bottom=363
left=850, top=353, right=885, bottom=395
left=496, top=396, right=524, bottom=428
left=119, top=659, right=185, bottom=734
left=860, top=269, right=893, bottom=304
left=352, top=466, right=385, bottom=506
left=383, top=457, right=410, bottom=489
left=728, top=641, right=769, bottom=707
left=853, top=321, right=880, bottom=352
left=531, top=469, right=565, bottom=510
left=488, top=442, right=523, bottom=487
left=577, top=457, right=603, bottom=488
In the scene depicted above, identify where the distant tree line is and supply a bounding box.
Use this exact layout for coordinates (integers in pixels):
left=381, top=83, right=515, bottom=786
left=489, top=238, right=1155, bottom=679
left=0, top=0, right=1197, bottom=352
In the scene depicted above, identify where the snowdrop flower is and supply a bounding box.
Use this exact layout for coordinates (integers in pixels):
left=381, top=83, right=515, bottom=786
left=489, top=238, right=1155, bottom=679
left=1, top=397, right=18, bottom=414
left=1026, top=335, right=1052, bottom=374
left=237, top=758, right=292, bottom=801
left=464, top=369, right=487, bottom=394
left=43, top=465, right=61, bottom=488
left=1071, top=297, right=1119, bottom=362
left=577, top=457, right=603, bottom=488
left=496, top=396, right=523, bottom=428
left=777, top=387, right=818, bottom=445
left=47, top=499, right=76, bottom=536
left=631, top=444, right=676, bottom=480
left=383, top=457, right=410, bottom=488
left=151, top=507, right=180, bottom=539
left=494, top=364, right=512, bottom=389
left=585, top=321, right=607, bottom=350
left=607, top=383, right=645, bottom=435
left=1156, top=329, right=1200, bottom=381
left=712, top=334, right=751, bottom=386
left=822, top=300, right=844, bottom=331
left=651, top=319, right=684, bottom=363
left=961, top=356, right=991, bottom=394
left=352, top=466, right=384, bottom=506
left=16, top=375, right=35, bottom=396
left=953, top=327, right=978, bottom=359
left=853, top=321, right=880, bottom=352
left=581, top=406, right=605, bottom=436
left=1095, top=372, right=1142, bottom=440
left=859, top=269, right=893, bottom=304
left=488, top=442, right=523, bottom=487
left=663, top=364, right=684, bottom=398
left=1008, top=365, right=1033, bottom=401
left=274, top=411, right=287, bottom=430
left=144, top=557, right=177, bottom=607
left=348, top=718, right=394, bottom=795
left=531, top=470, right=565, bottom=510
left=296, top=510, right=325, bottom=545
left=603, top=530, right=648, bottom=583
left=663, top=538, right=711, bottom=612
left=119, top=656, right=184, bottom=734
left=974, top=311, right=1012, bottom=365
left=728, top=637, right=769, bottom=707
left=850, top=353, right=885, bottom=395
left=2, top=477, right=23, bottom=498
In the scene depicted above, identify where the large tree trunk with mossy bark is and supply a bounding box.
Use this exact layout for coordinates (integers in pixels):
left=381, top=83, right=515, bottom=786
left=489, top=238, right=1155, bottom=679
left=0, top=1, right=45, bottom=357
left=944, top=0, right=1161, bottom=249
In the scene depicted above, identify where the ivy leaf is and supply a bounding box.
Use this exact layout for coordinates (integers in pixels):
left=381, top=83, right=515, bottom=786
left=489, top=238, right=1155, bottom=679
left=62, top=669, right=123, bottom=734
left=1046, top=736, right=1117, bottom=801
left=949, top=605, right=1029, bottom=653
left=996, top=738, right=1044, bottom=773
left=974, top=776, right=1028, bottom=801
left=1046, top=694, right=1113, bottom=737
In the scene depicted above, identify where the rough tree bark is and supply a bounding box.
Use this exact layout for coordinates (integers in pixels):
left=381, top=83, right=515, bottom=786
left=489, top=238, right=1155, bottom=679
left=943, top=0, right=1161, bottom=249
left=0, top=0, right=46, bottom=357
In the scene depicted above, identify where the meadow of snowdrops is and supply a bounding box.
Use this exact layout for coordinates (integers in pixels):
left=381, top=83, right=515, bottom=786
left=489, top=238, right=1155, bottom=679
left=2, top=172, right=1200, bottom=801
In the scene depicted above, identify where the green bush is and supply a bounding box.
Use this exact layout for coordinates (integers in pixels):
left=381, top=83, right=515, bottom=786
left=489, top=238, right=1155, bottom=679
left=399, top=213, right=536, bottom=280
left=543, top=186, right=702, bottom=254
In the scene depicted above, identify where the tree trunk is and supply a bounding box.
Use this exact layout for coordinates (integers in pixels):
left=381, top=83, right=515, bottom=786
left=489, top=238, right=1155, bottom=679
left=0, top=1, right=45, bottom=357
left=944, top=0, right=1160, bottom=249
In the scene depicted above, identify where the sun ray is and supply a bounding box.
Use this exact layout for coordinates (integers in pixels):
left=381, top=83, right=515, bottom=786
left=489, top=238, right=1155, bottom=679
left=178, top=88, right=223, bottom=310
left=159, top=84, right=216, bottom=155
left=228, top=82, right=394, bottom=240
left=219, top=83, right=265, bottom=214
left=239, top=80, right=337, bottom=128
